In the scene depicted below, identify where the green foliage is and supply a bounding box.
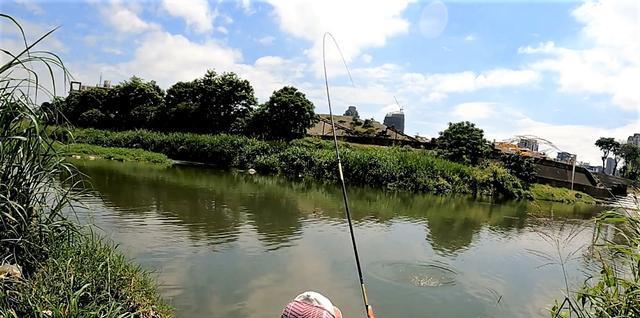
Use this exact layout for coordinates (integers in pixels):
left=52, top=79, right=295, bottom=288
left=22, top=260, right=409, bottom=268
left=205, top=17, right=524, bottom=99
left=436, top=121, right=490, bottom=166
left=59, top=143, right=172, bottom=166
left=248, top=86, right=317, bottom=140
left=160, top=70, right=257, bottom=134
left=550, top=208, right=640, bottom=317
left=530, top=184, right=595, bottom=204
left=77, top=108, right=108, bottom=128
left=499, top=153, right=536, bottom=185
left=0, top=15, right=170, bottom=317
left=63, top=87, right=110, bottom=124
left=1, top=235, right=172, bottom=318
left=107, top=76, right=165, bottom=129
left=0, top=14, right=75, bottom=274
left=55, top=129, right=531, bottom=199
left=619, top=143, right=640, bottom=180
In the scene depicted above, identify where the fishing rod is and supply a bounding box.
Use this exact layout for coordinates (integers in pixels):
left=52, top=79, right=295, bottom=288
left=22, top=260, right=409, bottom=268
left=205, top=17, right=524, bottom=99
left=322, top=32, right=371, bottom=318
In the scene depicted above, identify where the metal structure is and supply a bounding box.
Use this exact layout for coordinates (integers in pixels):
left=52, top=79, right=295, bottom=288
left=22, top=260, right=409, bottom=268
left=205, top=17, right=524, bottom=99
left=499, top=135, right=578, bottom=189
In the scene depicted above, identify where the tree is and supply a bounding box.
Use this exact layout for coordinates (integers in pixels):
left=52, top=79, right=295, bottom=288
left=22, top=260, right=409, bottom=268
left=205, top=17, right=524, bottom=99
left=595, top=137, right=620, bottom=174
left=106, top=76, right=164, bottom=129
left=619, top=143, right=640, bottom=180
left=436, top=121, right=490, bottom=165
left=194, top=70, right=257, bottom=134
left=160, top=80, right=199, bottom=131
left=248, top=86, right=317, bottom=140
left=61, top=87, right=109, bottom=124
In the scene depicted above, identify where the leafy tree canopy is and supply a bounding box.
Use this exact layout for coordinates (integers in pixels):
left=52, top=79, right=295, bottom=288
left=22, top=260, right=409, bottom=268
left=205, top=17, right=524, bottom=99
left=249, top=86, right=317, bottom=140
left=436, top=121, right=490, bottom=165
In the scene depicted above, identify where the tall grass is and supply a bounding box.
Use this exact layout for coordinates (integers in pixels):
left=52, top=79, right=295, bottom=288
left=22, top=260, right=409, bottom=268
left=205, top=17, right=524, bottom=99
left=0, top=13, right=74, bottom=274
left=550, top=192, right=640, bottom=317
left=0, top=15, right=171, bottom=317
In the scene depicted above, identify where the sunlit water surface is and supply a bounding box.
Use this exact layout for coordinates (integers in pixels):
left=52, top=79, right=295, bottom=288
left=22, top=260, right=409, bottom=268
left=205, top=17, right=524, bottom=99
left=70, top=160, right=603, bottom=318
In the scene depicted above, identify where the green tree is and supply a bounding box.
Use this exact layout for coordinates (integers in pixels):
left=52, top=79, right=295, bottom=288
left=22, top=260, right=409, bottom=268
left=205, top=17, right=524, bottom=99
left=194, top=70, right=257, bottom=134
left=160, top=80, right=199, bottom=131
left=61, top=87, right=109, bottom=124
left=160, top=71, right=257, bottom=134
left=248, top=86, right=317, bottom=140
left=595, top=137, right=620, bottom=174
left=619, top=143, right=640, bottom=180
left=436, top=121, right=490, bottom=165
left=106, top=76, right=164, bottom=129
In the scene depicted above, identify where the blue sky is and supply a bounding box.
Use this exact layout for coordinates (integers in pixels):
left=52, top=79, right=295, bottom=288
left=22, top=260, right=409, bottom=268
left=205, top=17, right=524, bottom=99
left=1, top=0, right=638, bottom=164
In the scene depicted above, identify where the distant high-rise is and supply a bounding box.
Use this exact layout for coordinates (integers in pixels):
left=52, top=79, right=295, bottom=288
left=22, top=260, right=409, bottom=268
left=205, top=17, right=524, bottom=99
left=343, top=105, right=359, bottom=119
left=517, top=138, right=539, bottom=152
left=604, top=157, right=616, bottom=175
left=556, top=151, right=574, bottom=163
left=628, top=133, right=640, bottom=146
left=383, top=111, right=405, bottom=133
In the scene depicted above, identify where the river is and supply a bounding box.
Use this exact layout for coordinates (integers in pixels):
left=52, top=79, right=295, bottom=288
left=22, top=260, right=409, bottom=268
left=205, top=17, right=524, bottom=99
left=70, top=159, right=603, bottom=318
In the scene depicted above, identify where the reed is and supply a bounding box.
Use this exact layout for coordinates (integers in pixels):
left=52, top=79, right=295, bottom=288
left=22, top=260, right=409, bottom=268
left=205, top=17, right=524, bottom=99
left=0, top=15, right=171, bottom=317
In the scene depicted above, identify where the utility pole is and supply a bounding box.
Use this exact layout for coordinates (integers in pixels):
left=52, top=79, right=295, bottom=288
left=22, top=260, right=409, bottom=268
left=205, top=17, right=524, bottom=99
left=571, top=154, right=577, bottom=190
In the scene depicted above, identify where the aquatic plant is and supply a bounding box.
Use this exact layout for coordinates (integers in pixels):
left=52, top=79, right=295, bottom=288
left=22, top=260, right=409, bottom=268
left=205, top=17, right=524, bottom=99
left=550, top=192, right=640, bottom=317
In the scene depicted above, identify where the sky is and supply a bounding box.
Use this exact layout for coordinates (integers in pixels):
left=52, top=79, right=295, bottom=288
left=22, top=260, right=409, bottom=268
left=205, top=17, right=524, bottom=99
left=1, top=0, right=638, bottom=165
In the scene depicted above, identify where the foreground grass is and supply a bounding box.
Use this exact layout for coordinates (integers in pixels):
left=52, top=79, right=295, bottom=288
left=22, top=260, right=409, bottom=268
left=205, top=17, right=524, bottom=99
left=52, top=128, right=530, bottom=199
left=530, top=183, right=596, bottom=204
left=1, top=234, right=172, bottom=318
left=59, top=143, right=172, bottom=167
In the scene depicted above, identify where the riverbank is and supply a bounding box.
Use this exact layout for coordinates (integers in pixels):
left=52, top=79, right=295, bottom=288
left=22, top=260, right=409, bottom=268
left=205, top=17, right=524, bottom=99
left=58, top=143, right=172, bottom=166
left=1, top=234, right=172, bottom=317
left=530, top=183, right=597, bottom=204
left=52, top=128, right=531, bottom=199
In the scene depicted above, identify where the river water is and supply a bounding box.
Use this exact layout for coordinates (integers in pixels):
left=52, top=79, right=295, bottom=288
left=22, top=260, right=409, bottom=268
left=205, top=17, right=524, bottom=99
left=71, top=159, right=603, bottom=318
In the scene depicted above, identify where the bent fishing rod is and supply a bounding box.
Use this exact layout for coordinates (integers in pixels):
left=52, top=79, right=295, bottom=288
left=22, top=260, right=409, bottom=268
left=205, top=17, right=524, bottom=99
left=322, top=32, right=371, bottom=317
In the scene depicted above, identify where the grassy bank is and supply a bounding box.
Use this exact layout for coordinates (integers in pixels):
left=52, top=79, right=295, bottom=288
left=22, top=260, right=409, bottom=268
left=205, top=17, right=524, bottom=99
left=1, top=235, right=172, bottom=317
left=59, top=143, right=172, bottom=166
left=52, top=128, right=531, bottom=199
left=1, top=16, right=170, bottom=317
left=530, top=183, right=596, bottom=204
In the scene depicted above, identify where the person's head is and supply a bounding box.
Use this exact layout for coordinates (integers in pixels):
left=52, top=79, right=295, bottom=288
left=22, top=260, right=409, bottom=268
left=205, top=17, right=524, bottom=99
left=281, top=291, right=342, bottom=318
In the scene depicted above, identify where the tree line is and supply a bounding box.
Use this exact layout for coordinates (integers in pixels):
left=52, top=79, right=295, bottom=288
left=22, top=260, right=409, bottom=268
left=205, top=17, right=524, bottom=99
left=595, top=137, right=640, bottom=180
left=46, top=70, right=318, bottom=140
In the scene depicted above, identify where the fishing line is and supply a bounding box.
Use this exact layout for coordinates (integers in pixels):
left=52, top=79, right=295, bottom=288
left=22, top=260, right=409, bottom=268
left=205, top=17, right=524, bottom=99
left=322, top=32, right=370, bottom=317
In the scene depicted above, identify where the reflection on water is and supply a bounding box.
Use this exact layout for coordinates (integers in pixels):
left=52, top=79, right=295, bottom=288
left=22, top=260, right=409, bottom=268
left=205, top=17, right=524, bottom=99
left=70, top=159, right=603, bottom=318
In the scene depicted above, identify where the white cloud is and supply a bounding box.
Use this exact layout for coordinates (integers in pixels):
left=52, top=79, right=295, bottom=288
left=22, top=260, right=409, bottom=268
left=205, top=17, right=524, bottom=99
left=101, top=1, right=159, bottom=34
left=103, top=47, right=124, bottom=55
left=433, top=103, right=639, bottom=164
left=265, top=0, right=411, bottom=76
left=361, top=54, right=373, bottom=64
left=70, top=31, right=307, bottom=103
left=257, top=35, right=275, bottom=45
left=15, top=0, right=45, bottom=15
left=519, top=0, right=640, bottom=111
left=452, top=102, right=495, bottom=120
left=161, top=0, right=215, bottom=33
left=400, top=68, right=539, bottom=98
left=464, top=34, right=475, bottom=41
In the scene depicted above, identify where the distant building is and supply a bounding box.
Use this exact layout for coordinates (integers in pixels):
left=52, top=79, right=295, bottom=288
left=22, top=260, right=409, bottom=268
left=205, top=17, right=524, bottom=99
left=556, top=151, right=575, bottom=163
left=383, top=111, right=405, bottom=133
left=628, top=133, right=640, bottom=146
left=517, top=138, right=539, bottom=152
left=604, top=157, right=616, bottom=175
left=584, top=165, right=603, bottom=173
left=343, top=106, right=359, bottom=119
left=70, top=80, right=112, bottom=92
